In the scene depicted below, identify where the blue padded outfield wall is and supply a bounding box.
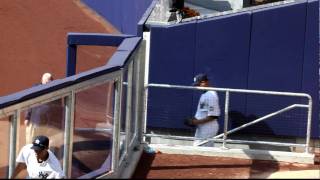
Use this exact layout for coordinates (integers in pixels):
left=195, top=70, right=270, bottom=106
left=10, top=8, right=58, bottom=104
left=148, top=22, right=197, bottom=129
left=147, top=0, right=319, bottom=138
left=81, top=0, right=152, bottom=35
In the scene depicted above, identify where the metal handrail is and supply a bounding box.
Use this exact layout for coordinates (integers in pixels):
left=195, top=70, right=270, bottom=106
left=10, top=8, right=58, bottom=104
left=144, top=83, right=312, bottom=153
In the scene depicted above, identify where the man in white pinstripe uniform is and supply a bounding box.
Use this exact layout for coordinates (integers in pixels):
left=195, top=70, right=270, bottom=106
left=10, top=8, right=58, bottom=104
left=190, top=73, right=221, bottom=147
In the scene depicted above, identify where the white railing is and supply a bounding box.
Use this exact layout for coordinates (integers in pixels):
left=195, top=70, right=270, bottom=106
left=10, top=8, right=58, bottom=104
left=143, top=83, right=313, bottom=153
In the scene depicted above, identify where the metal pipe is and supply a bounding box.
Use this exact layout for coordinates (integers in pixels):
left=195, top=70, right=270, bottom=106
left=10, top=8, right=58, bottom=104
left=196, top=104, right=307, bottom=146
left=222, top=91, right=230, bottom=149
left=126, top=61, right=133, bottom=150
left=142, top=32, right=151, bottom=143
left=74, top=127, right=113, bottom=133
left=63, top=92, right=75, bottom=178
left=305, top=97, right=313, bottom=153
left=143, top=133, right=306, bottom=148
left=8, top=110, right=18, bottom=178
left=146, top=83, right=311, bottom=150
left=214, top=104, right=308, bottom=139
left=112, top=76, right=123, bottom=172
left=147, top=83, right=311, bottom=99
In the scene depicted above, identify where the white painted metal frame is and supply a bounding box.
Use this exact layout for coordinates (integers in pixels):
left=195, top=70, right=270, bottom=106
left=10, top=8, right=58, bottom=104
left=144, top=83, right=313, bottom=153
left=2, top=71, right=123, bottom=178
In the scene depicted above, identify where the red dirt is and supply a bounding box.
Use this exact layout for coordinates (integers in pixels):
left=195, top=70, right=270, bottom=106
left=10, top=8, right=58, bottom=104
left=1, top=1, right=319, bottom=179
left=132, top=152, right=320, bottom=179
left=0, top=0, right=118, bottom=97
left=0, top=1, right=118, bottom=178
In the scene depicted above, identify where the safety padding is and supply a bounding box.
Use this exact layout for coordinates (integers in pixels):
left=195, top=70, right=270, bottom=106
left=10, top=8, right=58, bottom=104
left=194, top=12, right=252, bottom=133
left=147, top=22, right=197, bottom=129
left=246, top=1, right=308, bottom=136
left=107, top=37, right=142, bottom=68
left=117, top=37, right=142, bottom=51
left=302, top=0, right=319, bottom=137
left=122, top=0, right=154, bottom=36
left=0, top=65, right=119, bottom=109
left=81, top=0, right=153, bottom=35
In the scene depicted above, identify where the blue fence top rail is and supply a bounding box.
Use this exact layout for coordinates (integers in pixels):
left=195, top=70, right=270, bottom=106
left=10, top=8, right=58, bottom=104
left=0, top=33, right=141, bottom=109
left=137, top=0, right=158, bottom=37
left=67, top=32, right=135, bottom=46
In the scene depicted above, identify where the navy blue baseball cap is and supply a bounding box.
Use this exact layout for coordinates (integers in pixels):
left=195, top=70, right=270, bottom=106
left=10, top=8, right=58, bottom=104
left=31, top=135, right=49, bottom=150
left=192, top=73, right=208, bottom=86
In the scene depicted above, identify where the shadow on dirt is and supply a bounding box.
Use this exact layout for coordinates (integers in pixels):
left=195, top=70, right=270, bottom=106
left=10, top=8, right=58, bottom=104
left=131, top=151, right=156, bottom=179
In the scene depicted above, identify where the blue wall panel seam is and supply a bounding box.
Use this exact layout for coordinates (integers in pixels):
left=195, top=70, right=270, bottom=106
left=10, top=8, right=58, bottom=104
left=245, top=11, right=254, bottom=119
left=300, top=2, right=308, bottom=136
left=191, top=20, right=199, bottom=117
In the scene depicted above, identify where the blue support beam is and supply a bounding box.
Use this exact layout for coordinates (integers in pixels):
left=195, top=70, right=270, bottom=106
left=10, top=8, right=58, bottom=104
left=66, top=33, right=136, bottom=77
left=66, top=44, right=77, bottom=77
left=67, top=33, right=134, bottom=46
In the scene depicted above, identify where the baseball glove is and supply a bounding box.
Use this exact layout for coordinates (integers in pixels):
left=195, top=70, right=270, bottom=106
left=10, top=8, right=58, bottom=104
left=184, top=117, right=195, bottom=127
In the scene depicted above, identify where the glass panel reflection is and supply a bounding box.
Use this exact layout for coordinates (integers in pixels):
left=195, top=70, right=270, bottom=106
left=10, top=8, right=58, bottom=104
left=20, top=98, right=66, bottom=163
left=120, top=70, right=128, bottom=160
left=72, top=82, right=114, bottom=178
left=129, top=61, right=137, bottom=144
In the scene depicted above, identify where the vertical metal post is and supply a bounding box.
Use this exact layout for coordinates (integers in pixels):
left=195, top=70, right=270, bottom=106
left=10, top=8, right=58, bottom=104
left=133, top=52, right=140, bottom=141
left=142, top=32, right=151, bottom=143
left=63, top=92, right=75, bottom=178
left=305, top=97, right=312, bottom=153
left=126, top=62, right=133, bottom=146
left=222, top=91, right=230, bottom=149
left=8, top=110, right=19, bottom=178
left=136, top=37, right=147, bottom=143
left=111, top=76, right=123, bottom=174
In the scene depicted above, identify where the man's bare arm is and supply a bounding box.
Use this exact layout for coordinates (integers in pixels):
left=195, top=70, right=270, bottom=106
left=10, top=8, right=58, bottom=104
left=11, top=163, right=27, bottom=179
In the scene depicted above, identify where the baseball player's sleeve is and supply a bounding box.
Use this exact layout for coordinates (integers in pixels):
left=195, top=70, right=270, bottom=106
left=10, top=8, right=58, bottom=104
left=48, top=152, right=65, bottom=178
left=207, top=92, right=220, bottom=117
left=16, top=145, right=27, bottom=163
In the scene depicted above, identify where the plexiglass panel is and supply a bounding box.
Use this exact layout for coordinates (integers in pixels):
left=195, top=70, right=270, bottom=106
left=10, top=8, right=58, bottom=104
left=0, top=117, right=10, bottom=178
left=129, top=61, right=138, bottom=144
left=19, top=98, right=66, bottom=168
left=119, top=69, right=128, bottom=160
left=72, top=82, right=114, bottom=178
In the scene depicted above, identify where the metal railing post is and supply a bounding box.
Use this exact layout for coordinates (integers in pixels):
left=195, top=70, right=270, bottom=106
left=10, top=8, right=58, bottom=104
left=142, top=32, right=151, bottom=143
left=63, top=92, right=75, bottom=178
left=145, top=83, right=312, bottom=151
left=8, top=110, right=19, bottom=178
left=305, top=97, right=313, bottom=153
left=126, top=61, right=133, bottom=146
left=222, top=91, right=230, bottom=149
left=112, top=76, right=123, bottom=174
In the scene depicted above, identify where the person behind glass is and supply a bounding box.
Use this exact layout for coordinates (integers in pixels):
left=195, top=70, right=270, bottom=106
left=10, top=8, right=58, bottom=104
left=190, top=73, right=221, bottom=147
left=24, top=73, right=54, bottom=144
left=11, top=135, right=65, bottom=179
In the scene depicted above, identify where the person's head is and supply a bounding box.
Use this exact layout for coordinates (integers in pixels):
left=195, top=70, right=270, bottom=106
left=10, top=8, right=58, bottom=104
left=31, top=135, right=49, bottom=161
left=192, top=73, right=209, bottom=87
left=41, top=72, right=53, bottom=84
